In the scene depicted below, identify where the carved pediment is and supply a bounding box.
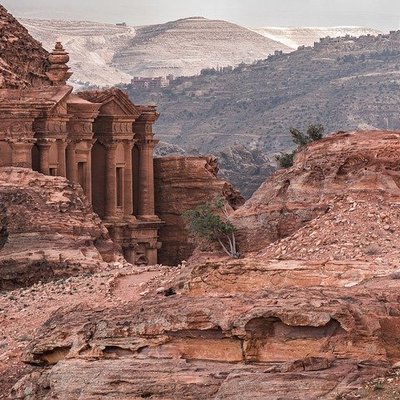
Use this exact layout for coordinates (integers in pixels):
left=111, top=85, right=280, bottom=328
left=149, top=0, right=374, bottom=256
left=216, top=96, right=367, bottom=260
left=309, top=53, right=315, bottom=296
left=78, top=89, right=141, bottom=118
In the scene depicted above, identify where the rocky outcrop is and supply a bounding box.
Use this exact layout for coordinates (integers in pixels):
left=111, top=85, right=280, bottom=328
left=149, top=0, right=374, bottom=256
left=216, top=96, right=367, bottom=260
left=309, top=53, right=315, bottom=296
left=0, top=168, right=120, bottom=289
left=154, top=156, right=244, bottom=265
left=233, top=130, right=400, bottom=253
left=7, top=253, right=400, bottom=399
left=5, top=130, right=400, bottom=399
left=0, top=5, right=50, bottom=88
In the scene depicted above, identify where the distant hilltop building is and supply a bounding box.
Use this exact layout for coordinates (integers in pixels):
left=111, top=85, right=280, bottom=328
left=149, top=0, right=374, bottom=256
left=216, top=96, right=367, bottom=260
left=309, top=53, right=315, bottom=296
left=116, top=22, right=127, bottom=27
left=131, top=76, right=172, bottom=89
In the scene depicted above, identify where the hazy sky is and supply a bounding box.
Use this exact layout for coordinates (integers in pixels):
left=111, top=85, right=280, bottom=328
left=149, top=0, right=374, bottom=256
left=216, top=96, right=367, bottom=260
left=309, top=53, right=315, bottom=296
left=2, top=0, right=399, bottom=31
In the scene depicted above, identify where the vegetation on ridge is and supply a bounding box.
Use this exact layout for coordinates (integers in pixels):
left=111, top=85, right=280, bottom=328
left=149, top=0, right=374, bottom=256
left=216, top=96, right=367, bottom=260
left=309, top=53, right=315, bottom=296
left=275, top=124, right=324, bottom=168
left=183, top=197, right=240, bottom=258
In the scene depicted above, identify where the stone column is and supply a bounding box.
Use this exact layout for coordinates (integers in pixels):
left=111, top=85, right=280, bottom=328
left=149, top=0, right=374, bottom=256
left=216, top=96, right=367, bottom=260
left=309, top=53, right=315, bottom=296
left=37, top=140, right=52, bottom=175
left=104, top=141, right=117, bottom=219
left=10, top=140, right=34, bottom=168
left=137, top=139, right=157, bottom=218
left=83, top=141, right=93, bottom=202
left=57, top=139, right=67, bottom=177
left=66, top=140, right=78, bottom=183
left=123, top=140, right=135, bottom=217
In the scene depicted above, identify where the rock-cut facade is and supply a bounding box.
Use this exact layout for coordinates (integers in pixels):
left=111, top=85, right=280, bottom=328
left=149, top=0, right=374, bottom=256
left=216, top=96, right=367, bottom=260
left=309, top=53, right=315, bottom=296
left=0, top=42, right=162, bottom=265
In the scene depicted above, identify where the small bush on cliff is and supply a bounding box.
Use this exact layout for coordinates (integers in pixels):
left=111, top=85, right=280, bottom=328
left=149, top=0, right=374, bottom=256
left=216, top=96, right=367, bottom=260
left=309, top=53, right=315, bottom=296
left=275, top=124, right=324, bottom=168
left=183, top=197, right=240, bottom=259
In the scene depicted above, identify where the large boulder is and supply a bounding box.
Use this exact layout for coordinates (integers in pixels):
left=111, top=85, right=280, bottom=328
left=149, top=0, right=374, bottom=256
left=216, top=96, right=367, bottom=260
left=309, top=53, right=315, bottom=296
left=0, top=168, right=120, bottom=289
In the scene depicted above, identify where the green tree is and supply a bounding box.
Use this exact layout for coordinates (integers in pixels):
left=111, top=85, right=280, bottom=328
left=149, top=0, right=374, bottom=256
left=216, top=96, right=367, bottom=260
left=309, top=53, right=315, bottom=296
left=275, top=124, right=324, bottom=168
left=183, top=197, right=240, bottom=258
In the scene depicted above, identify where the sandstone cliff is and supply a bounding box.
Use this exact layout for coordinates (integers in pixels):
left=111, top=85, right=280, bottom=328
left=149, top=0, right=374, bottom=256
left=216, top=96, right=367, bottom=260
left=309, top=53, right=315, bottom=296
left=0, top=168, right=120, bottom=289
left=154, top=156, right=244, bottom=265
left=6, top=130, right=400, bottom=399
left=0, top=6, right=50, bottom=88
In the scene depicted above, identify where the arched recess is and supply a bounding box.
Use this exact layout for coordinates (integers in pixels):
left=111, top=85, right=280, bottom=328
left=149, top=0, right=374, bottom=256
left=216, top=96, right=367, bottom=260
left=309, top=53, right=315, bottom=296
left=91, top=142, right=106, bottom=218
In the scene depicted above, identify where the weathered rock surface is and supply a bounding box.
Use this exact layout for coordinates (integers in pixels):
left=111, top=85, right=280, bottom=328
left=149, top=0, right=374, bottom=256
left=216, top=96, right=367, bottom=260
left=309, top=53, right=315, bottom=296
left=7, top=253, right=400, bottom=399
left=0, top=5, right=50, bottom=88
left=5, top=133, right=400, bottom=399
left=154, top=156, right=244, bottom=265
left=0, top=168, right=119, bottom=289
left=233, top=130, right=400, bottom=253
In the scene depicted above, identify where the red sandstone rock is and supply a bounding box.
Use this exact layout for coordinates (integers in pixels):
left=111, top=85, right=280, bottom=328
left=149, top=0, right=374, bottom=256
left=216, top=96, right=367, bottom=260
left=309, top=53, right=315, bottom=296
left=7, top=130, right=400, bottom=399
left=232, top=130, right=400, bottom=254
left=0, top=167, right=121, bottom=289
left=154, top=155, right=244, bottom=265
left=0, top=5, right=50, bottom=88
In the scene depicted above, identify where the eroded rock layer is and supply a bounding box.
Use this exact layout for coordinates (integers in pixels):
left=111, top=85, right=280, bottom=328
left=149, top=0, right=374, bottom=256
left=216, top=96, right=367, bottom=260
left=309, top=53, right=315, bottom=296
left=8, top=254, right=399, bottom=399
left=0, top=5, right=50, bottom=88
left=6, top=131, right=400, bottom=399
left=154, top=156, right=244, bottom=265
left=0, top=168, right=119, bottom=289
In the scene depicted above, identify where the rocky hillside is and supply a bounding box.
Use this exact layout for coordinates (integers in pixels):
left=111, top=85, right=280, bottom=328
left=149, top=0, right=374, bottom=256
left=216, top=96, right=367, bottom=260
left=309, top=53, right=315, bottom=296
left=125, top=29, right=400, bottom=195
left=0, top=168, right=122, bottom=290
left=21, top=17, right=291, bottom=86
left=0, top=5, right=49, bottom=88
left=113, top=17, right=291, bottom=78
left=251, top=26, right=382, bottom=49
left=4, top=130, right=400, bottom=399
left=21, top=18, right=134, bottom=86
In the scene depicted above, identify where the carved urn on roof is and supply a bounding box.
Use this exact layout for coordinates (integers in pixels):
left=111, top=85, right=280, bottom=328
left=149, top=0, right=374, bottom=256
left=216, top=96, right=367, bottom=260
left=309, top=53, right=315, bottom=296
left=46, top=42, right=73, bottom=86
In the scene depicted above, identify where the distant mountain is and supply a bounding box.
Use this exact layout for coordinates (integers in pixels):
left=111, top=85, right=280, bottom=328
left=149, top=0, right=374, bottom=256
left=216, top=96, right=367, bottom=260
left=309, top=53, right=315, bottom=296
left=22, top=17, right=291, bottom=86
left=113, top=17, right=291, bottom=78
left=251, top=26, right=382, bottom=49
left=22, top=17, right=382, bottom=89
left=123, top=30, right=400, bottom=196
left=21, top=18, right=135, bottom=86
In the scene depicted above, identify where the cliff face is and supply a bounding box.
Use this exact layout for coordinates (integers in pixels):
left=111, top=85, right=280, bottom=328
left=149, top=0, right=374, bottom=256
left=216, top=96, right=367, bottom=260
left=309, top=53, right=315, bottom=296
left=154, top=156, right=244, bottom=265
left=5, top=130, right=400, bottom=399
left=0, top=168, right=120, bottom=289
left=233, top=130, right=400, bottom=253
left=8, top=243, right=400, bottom=399
left=0, top=5, right=50, bottom=88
